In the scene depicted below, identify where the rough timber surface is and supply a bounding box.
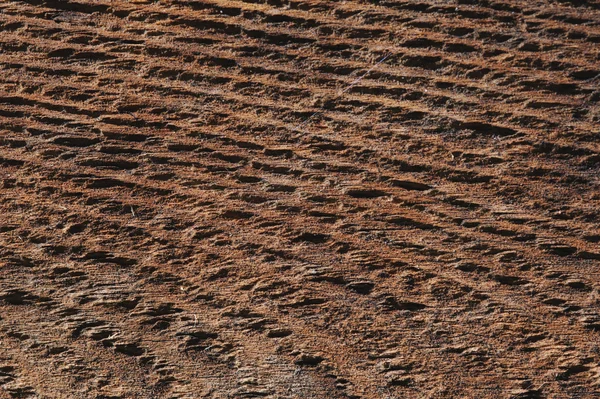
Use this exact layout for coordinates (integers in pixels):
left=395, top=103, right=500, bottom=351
left=0, top=0, right=600, bottom=398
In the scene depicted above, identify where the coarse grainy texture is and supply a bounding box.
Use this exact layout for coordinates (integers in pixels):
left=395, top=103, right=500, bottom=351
left=0, top=0, right=599, bottom=398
